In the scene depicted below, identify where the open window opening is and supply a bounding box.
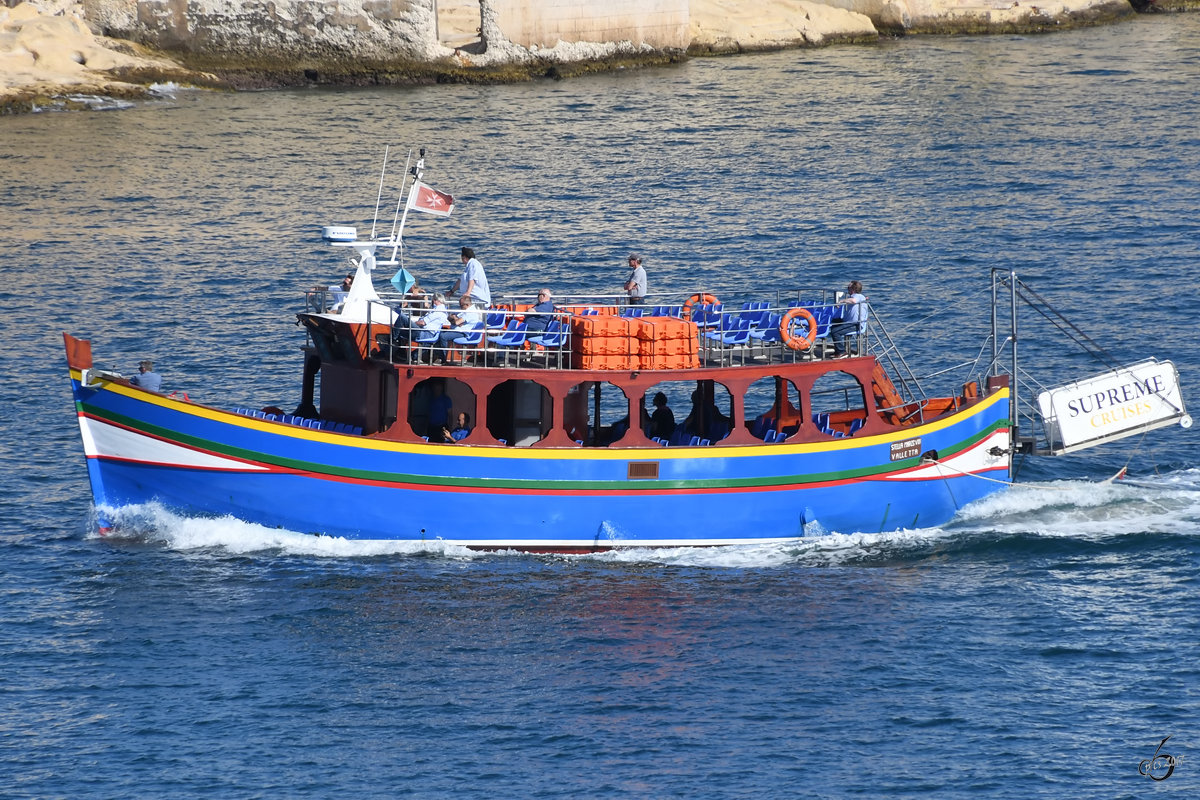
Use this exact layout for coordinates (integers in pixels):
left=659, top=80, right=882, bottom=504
left=487, top=379, right=551, bottom=446
left=810, top=370, right=869, bottom=438
left=408, top=377, right=477, bottom=442
left=564, top=381, right=633, bottom=447
left=744, top=376, right=804, bottom=442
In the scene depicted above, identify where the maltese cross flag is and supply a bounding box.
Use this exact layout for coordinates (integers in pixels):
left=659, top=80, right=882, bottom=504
left=406, top=180, right=455, bottom=217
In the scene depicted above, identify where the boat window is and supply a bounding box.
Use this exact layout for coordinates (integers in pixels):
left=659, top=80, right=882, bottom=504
left=678, top=379, right=733, bottom=445
left=487, top=379, right=551, bottom=446
left=564, top=381, right=632, bottom=446
left=810, top=370, right=868, bottom=438
left=407, top=377, right=476, bottom=442
left=744, top=376, right=804, bottom=442
left=639, top=379, right=732, bottom=445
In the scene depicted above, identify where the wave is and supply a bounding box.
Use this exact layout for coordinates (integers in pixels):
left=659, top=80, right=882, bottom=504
left=88, top=468, right=1199, bottom=568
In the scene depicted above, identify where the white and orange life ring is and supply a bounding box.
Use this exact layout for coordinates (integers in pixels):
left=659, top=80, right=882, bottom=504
left=682, top=293, right=720, bottom=320
left=780, top=307, right=818, bottom=351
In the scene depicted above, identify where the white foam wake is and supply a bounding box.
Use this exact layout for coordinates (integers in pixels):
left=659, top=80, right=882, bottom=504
left=87, top=468, right=1200, bottom=567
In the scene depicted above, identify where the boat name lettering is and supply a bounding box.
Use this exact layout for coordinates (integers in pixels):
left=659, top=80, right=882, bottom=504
left=1065, top=375, right=1165, bottom=418
left=889, top=438, right=921, bottom=461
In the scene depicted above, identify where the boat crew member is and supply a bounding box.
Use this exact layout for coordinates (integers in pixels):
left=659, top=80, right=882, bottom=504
left=129, top=360, right=162, bottom=392
left=451, top=247, right=491, bottom=308
left=831, top=280, right=869, bottom=358
left=624, top=254, right=647, bottom=306
left=525, top=288, right=557, bottom=332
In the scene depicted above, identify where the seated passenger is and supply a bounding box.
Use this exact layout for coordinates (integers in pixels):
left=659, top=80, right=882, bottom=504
left=649, top=391, right=674, bottom=439
left=525, top=288, right=558, bottom=333
left=443, top=411, right=472, bottom=443
left=437, top=295, right=483, bottom=363
left=402, top=282, right=428, bottom=311
left=310, top=272, right=354, bottom=313
left=129, top=360, right=162, bottom=392
left=391, top=293, right=449, bottom=363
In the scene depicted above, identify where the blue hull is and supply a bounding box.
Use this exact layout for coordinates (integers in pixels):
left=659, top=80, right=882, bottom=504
left=70, top=371, right=1012, bottom=549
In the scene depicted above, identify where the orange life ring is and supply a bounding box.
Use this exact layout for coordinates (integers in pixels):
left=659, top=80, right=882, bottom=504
left=682, top=293, right=719, bottom=320
left=780, top=307, right=818, bottom=351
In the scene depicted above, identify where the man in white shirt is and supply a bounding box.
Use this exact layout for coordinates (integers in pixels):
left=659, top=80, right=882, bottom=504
left=451, top=247, right=491, bottom=307
left=437, top=295, right=483, bottom=363
left=624, top=254, right=647, bottom=305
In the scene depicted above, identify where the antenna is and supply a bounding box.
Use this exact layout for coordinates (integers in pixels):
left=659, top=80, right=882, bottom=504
left=370, top=145, right=390, bottom=240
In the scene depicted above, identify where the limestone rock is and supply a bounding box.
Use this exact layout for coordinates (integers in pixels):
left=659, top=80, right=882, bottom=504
left=0, top=1, right=218, bottom=112
left=688, top=0, right=878, bottom=51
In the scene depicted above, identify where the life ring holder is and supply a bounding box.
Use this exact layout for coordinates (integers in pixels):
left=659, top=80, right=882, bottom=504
left=682, top=293, right=719, bottom=320
left=780, top=307, right=818, bottom=351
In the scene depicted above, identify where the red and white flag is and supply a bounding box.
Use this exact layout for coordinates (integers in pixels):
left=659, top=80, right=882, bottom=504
left=406, top=180, right=455, bottom=217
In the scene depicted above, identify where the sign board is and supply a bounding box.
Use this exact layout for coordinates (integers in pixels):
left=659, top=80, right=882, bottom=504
left=1036, top=359, right=1190, bottom=454
left=889, top=437, right=922, bottom=461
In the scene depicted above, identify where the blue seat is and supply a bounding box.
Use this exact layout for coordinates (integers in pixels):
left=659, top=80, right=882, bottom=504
left=485, top=309, right=508, bottom=330
left=848, top=418, right=865, bottom=435
left=750, top=312, right=783, bottom=344
left=751, top=415, right=772, bottom=439
left=528, top=319, right=565, bottom=347
left=451, top=321, right=486, bottom=363
left=720, top=318, right=753, bottom=346
left=621, top=307, right=644, bottom=318
left=703, top=312, right=735, bottom=342
left=693, top=303, right=723, bottom=329
left=453, top=321, right=486, bottom=346
left=529, top=320, right=569, bottom=366
left=488, top=320, right=528, bottom=364
left=811, top=305, right=836, bottom=339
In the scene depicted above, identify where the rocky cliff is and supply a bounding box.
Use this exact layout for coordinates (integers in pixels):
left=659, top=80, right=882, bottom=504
left=0, top=0, right=1164, bottom=113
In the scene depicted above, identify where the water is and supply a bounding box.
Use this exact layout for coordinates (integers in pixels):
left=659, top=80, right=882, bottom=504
left=3, top=17, right=1200, bottom=798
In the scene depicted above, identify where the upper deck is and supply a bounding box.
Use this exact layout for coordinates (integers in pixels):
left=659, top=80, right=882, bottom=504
left=293, top=286, right=1002, bottom=450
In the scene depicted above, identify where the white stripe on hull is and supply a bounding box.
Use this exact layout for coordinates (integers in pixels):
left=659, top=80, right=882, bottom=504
left=883, top=430, right=1010, bottom=481
left=78, top=415, right=269, bottom=471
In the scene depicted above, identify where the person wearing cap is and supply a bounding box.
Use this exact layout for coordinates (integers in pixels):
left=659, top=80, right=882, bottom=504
left=624, top=254, right=647, bottom=306
left=451, top=247, right=491, bottom=308
left=129, top=360, right=162, bottom=392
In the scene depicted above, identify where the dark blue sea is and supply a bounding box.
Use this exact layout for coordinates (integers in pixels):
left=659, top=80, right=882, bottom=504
left=2, top=16, right=1199, bottom=798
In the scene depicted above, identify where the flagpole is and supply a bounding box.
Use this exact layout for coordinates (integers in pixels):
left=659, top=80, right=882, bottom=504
left=389, top=148, right=414, bottom=243
left=370, top=145, right=390, bottom=241
left=388, top=148, right=414, bottom=264
left=394, top=149, right=426, bottom=252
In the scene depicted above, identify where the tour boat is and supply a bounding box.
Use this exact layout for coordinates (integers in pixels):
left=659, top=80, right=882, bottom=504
left=63, top=153, right=1190, bottom=551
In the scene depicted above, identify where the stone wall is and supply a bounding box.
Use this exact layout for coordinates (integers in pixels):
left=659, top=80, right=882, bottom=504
left=491, top=0, right=689, bottom=50
left=99, top=0, right=442, bottom=61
